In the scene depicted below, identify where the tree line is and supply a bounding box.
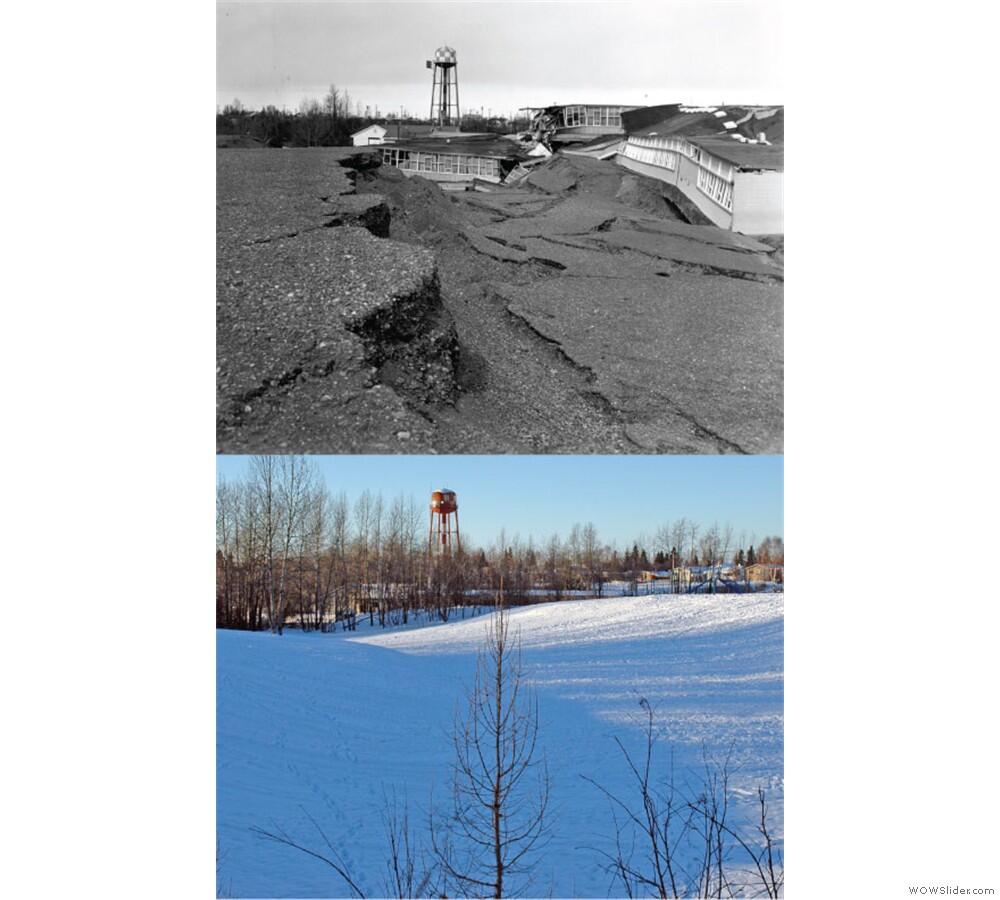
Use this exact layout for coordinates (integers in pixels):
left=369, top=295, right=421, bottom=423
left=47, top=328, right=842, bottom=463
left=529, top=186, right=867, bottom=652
left=217, top=85, right=364, bottom=148
left=217, top=85, right=533, bottom=148
left=217, top=457, right=783, bottom=632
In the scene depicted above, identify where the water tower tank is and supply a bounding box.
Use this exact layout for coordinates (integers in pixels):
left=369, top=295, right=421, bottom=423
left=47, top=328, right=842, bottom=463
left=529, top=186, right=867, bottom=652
left=431, top=488, right=458, bottom=514
left=434, top=45, right=457, bottom=65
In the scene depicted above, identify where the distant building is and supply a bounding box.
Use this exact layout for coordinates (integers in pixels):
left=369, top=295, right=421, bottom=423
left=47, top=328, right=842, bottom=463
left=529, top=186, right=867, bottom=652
left=616, top=104, right=784, bottom=234
left=638, top=570, right=672, bottom=582
left=746, top=563, right=783, bottom=583
left=350, top=123, right=387, bottom=146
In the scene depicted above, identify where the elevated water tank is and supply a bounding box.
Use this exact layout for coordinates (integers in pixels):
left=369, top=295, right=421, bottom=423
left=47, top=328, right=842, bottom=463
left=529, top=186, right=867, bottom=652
left=430, top=488, right=458, bottom=514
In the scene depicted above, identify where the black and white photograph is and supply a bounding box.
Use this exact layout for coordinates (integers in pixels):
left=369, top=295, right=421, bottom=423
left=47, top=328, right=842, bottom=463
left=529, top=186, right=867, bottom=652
left=216, top=1, right=782, bottom=455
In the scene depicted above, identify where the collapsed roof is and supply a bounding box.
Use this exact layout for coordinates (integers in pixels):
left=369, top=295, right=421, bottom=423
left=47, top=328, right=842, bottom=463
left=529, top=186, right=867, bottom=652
left=622, top=104, right=784, bottom=143
left=622, top=104, right=783, bottom=170
left=685, top=136, right=783, bottom=172
left=383, top=133, right=530, bottom=161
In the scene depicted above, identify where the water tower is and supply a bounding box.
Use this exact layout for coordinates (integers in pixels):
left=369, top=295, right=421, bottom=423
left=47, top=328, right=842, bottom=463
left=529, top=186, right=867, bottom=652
left=426, top=45, right=460, bottom=127
left=429, top=488, right=461, bottom=554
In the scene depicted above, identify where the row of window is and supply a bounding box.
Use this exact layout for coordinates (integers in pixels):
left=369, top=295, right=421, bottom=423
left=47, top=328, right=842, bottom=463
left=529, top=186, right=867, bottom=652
left=625, top=137, right=735, bottom=178
left=629, top=135, right=700, bottom=159
left=621, top=141, right=678, bottom=171
left=562, top=106, right=625, bottom=128
left=622, top=136, right=737, bottom=211
left=696, top=167, right=734, bottom=211
left=380, top=147, right=500, bottom=178
left=696, top=150, right=735, bottom=182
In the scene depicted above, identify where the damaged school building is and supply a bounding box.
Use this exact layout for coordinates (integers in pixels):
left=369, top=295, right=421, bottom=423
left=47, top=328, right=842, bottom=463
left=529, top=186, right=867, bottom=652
left=615, top=104, right=783, bottom=234
left=373, top=101, right=783, bottom=234
left=377, top=134, right=525, bottom=186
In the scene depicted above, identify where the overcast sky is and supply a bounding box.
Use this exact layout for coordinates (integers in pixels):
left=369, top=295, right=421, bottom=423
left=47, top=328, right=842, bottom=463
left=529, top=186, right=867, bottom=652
left=217, top=0, right=782, bottom=116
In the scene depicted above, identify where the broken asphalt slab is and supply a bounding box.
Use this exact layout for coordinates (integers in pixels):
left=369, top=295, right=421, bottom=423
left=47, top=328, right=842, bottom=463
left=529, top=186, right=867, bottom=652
left=217, top=148, right=459, bottom=453
left=497, top=273, right=783, bottom=454
left=217, top=147, right=782, bottom=453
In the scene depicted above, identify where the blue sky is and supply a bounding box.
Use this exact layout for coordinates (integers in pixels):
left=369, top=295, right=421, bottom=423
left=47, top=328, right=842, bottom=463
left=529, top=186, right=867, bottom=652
left=217, top=455, right=782, bottom=549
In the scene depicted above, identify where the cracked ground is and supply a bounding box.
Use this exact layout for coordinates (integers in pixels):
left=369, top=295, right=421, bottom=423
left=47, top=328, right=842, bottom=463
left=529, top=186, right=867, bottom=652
left=217, top=149, right=782, bottom=453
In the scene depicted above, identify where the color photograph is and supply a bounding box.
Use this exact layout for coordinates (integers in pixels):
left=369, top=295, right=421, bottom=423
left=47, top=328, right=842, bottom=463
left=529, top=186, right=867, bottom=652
left=216, top=455, right=783, bottom=897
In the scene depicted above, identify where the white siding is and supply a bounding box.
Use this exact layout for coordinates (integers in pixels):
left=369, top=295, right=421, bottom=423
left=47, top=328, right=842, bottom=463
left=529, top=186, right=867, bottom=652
left=731, top=171, right=784, bottom=234
left=351, top=126, right=386, bottom=146
left=617, top=136, right=782, bottom=233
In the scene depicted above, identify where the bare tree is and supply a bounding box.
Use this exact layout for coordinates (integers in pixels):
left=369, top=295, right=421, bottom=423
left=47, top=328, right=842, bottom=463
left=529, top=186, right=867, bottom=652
left=381, top=789, right=439, bottom=898
left=581, top=522, right=604, bottom=597
left=433, top=598, right=550, bottom=898
left=585, top=700, right=783, bottom=899
left=583, top=699, right=686, bottom=898
left=253, top=790, right=441, bottom=900
left=253, top=808, right=366, bottom=899
left=251, top=456, right=280, bottom=630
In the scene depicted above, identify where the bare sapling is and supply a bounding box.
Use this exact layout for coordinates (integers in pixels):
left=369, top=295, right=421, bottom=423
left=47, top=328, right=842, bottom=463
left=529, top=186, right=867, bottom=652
left=585, top=698, right=783, bottom=898
left=433, top=586, right=550, bottom=898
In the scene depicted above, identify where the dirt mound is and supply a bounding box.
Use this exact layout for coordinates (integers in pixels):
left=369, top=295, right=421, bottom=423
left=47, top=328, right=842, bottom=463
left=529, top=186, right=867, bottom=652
left=614, top=174, right=679, bottom=219
left=522, top=157, right=582, bottom=193
left=361, top=167, right=465, bottom=246
left=523, top=155, right=686, bottom=222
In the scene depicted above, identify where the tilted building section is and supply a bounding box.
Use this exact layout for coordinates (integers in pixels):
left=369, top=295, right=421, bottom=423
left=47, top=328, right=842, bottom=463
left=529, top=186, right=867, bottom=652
left=616, top=104, right=784, bottom=234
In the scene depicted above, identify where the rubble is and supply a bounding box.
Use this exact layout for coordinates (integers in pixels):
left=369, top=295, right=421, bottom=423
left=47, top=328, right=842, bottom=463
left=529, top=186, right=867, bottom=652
left=217, top=147, right=783, bottom=453
left=216, top=149, right=459, bottom=453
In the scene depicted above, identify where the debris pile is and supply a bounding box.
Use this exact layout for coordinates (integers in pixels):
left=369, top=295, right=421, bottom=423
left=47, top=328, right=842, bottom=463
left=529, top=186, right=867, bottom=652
left=216, top=148, right=460, bottom=453
left=216, top=145, right=783, bottom=454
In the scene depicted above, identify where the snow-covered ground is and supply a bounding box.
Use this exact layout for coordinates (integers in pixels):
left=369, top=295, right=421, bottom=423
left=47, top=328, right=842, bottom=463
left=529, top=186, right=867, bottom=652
left=217, top=594, right=783, bottom=898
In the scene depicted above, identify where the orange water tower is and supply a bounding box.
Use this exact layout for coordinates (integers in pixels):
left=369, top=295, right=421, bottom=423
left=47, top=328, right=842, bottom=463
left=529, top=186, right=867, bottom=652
left=429, top=488, right=461, bottom=554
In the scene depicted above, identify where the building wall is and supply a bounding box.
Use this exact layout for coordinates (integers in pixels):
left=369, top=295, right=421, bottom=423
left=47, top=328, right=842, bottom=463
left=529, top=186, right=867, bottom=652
left=381, top=146, right=504, bottom=184
left=617, top=141, right=782, bottom=234
left=732, top=171, right=784, bottom=235
left=614, top=152, right=679, bottom=186
left=397, top=169, right=502, bottom=184
left=615, top=152, right=733, bottom=230
left=555, top=125, right=626, bottom=141
left=675, top=155, right=734, bottom=230
left=351, top=127, right=385, bottom=146
left=746, top=564, right=782, bottom=583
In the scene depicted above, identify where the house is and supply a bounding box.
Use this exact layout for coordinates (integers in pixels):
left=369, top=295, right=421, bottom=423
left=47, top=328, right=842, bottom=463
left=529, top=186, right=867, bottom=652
left=616, top=104, right=784, bottom=234
left=638, top=570, right=672, bottom=583
left=350, top=123, right=387, bottom=146
left=746, top=563, right=784, bottom=583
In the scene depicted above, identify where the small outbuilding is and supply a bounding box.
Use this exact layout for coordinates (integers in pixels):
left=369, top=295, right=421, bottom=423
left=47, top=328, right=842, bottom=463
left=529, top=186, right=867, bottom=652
left=351, top=124, right=388, bottom=146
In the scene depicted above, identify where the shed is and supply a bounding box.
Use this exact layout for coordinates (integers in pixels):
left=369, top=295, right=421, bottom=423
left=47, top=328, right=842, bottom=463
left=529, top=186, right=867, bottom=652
left=351, top=124, right=387, bottom=146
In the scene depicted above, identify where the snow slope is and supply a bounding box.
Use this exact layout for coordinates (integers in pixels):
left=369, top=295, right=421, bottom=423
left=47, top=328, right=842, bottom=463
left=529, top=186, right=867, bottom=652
left=217, top=594, right=783, bottom=898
